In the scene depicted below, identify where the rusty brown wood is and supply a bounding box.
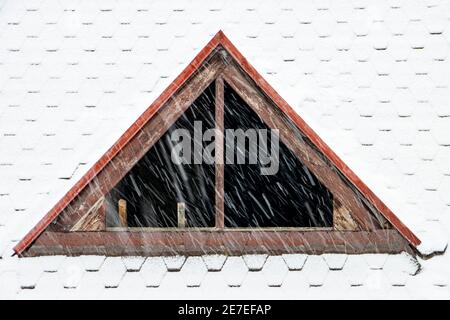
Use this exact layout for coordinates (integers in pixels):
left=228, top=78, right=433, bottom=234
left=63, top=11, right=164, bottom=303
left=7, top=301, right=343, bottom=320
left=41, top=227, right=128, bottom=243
left=70, top=197, right=105, bottom=231
left=333, top=198, right=359, bottom=231
left=215, top=76, right=225, bottom=229
left=23, top=229, right=410, bottom=256
left=222, top=63, right=377, bottom=231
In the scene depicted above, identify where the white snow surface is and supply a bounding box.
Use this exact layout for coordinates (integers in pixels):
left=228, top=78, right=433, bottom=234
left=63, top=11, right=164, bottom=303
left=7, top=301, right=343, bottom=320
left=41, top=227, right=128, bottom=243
left=0, top=0, right=449, bottom=299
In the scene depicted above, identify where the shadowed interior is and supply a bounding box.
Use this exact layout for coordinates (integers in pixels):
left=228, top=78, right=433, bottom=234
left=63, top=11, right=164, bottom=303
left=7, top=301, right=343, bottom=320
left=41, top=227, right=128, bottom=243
left=223, top=82, right=333, bottom=228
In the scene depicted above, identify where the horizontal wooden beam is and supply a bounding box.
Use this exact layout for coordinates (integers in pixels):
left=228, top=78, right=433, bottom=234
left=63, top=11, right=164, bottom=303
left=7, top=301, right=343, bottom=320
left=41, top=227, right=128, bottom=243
left=23, top=229, right=411, bottom=257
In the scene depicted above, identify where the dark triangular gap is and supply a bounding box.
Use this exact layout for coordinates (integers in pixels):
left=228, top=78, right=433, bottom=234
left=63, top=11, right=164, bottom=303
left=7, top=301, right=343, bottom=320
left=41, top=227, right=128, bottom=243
left=106, top=82, right=216, bottom=228
left=223, top=82, right=333, bottom=228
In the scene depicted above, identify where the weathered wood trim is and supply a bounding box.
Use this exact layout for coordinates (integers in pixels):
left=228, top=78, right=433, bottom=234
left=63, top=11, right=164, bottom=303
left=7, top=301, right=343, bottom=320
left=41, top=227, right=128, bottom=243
left=54, top=54, right=226, bottom=231
left=15, top=31, right=420, bottom=256
left=217, top=33, right=420, bottom=246
left=334, top=199, right=359, bottom=231
left=215, top=76, right=225, bottom=229
left=70, top=197, right=105, bottom=232
left=118, top=199, right=127, bottom=227
left=24, top=229, right=411, bottom=256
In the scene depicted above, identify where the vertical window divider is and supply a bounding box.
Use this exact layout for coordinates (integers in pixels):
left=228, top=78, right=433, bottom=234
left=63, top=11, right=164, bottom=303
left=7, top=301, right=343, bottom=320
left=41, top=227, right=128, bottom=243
left=215, top=75, right=225, bottom=229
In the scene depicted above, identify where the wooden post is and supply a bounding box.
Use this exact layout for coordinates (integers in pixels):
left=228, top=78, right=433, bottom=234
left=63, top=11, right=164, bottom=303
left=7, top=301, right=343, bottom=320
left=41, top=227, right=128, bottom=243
left=118, top=199, right=127, bottom=227
left=177, top=202, right=186, bottom=228
left=215, top=76, right=225, bottom=229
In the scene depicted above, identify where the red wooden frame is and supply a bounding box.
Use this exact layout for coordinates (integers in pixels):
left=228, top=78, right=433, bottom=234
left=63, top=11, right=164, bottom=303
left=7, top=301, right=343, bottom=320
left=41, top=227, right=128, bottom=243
left=14, top=31, right=420, bottom=256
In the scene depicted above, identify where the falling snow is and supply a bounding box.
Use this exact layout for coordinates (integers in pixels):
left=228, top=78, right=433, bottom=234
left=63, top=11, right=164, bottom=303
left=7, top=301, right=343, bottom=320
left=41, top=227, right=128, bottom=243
left=0, top=0, right=449, bottom=299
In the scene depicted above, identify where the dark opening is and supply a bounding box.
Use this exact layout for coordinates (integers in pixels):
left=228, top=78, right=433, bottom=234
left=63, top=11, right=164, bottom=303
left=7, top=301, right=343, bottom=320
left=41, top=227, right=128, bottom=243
left=106, top=82, right=216, bottom=228
left=223, top=82, right=333, bottom=228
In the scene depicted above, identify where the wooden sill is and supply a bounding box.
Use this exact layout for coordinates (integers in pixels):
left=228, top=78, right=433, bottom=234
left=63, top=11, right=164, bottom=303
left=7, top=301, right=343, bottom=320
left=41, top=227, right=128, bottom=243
left=22, top=229, right=411, bottom=257
left=106, top=227, right=335, bottom=232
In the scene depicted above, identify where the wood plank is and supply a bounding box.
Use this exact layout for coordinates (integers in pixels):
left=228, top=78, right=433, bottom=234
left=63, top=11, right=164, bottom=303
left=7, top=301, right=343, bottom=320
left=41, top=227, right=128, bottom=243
left=54, top=53, right=227, bottom=231
left=177, top=202, right=186, bottom=228
left=215, top=76, right=225, bottom=229
left=14, top=33, right=231, bottom=255
left=24, top=229, right=411, bottom=256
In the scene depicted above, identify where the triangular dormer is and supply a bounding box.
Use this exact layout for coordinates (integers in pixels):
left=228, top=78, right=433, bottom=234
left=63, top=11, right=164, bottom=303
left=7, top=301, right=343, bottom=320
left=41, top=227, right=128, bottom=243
left=15, top=32, right=420, bottom=257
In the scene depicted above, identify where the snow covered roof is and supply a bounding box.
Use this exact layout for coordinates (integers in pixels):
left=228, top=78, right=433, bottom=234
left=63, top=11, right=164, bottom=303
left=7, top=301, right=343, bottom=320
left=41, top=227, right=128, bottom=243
left=0, top=0, right=449, bottom=299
